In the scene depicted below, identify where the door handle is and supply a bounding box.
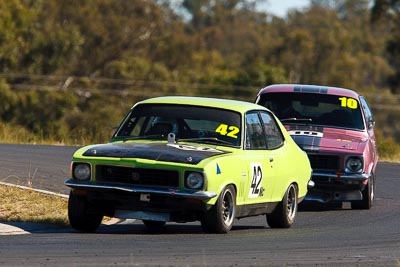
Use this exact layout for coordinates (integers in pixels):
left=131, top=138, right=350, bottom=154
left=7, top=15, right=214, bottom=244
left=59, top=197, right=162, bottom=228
left=269, top=157, right=274, bottom=162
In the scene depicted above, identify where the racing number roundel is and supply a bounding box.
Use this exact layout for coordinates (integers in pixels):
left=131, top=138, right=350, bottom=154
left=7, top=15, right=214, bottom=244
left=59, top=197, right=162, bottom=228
left=248, top=162, right=263, bottom=198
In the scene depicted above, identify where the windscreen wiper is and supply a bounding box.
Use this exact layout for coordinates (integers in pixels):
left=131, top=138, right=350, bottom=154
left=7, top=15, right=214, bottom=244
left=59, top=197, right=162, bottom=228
left=121, top=134, right=165, bottom=142
left=177, top=137, right=235, bottom=146
left=281, top=118, right=312, bottom=122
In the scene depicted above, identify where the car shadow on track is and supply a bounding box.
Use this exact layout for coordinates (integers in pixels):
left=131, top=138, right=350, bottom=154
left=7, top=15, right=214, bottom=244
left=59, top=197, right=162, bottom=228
left=1, top=219, right=278, bottom=235
left=0, top=221, right=72, bottom=235
left=94, top=221, right=268, bottom=235
left=298, top=201, right=348, bottom=212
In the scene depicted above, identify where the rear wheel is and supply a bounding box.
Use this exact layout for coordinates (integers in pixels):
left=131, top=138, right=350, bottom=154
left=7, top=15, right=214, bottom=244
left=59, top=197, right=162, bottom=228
left=351, top=175, right=374, bottom=210
left=201, top=185, right=236, bottom=233
left=68, top=191, right=103, bottom=232
left=267, top=184, right=298, bottom=228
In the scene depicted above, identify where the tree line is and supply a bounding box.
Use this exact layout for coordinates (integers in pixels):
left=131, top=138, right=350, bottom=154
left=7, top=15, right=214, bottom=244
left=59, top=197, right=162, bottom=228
left=0, top=0, right=399, bottom=155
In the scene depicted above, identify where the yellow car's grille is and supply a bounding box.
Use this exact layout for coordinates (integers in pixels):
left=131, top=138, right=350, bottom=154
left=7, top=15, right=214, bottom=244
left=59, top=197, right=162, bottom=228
left=95, top=165, right=179, bottom=187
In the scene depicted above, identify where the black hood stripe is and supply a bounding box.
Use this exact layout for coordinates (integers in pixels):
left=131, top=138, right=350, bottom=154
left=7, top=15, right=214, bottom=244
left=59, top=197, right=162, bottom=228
left=291, top=135, right=321, bottom=152
left=288, top=125, right=323, bottom=152
left=83, top=143, right=228, bottom=165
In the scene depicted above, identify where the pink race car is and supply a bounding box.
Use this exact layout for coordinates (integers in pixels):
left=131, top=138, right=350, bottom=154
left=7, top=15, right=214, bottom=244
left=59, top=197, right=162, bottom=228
left=255, top=84, right=378, bottom=209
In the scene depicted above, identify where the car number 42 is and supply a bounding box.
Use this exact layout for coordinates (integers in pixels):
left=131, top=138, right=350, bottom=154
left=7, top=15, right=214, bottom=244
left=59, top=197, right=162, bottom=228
left=249, top=163, right=263, bottom=198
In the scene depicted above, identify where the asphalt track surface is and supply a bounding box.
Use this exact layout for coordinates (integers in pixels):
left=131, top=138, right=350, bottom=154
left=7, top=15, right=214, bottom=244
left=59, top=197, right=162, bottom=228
left=0, top=143, right=399, bottom=266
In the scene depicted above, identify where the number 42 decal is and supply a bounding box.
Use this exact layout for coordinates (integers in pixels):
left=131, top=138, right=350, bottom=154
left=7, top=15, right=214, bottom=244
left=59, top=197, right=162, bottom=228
left=215, top=124, right=239, bottom=139
left=248, top=163, right=264, bottom=198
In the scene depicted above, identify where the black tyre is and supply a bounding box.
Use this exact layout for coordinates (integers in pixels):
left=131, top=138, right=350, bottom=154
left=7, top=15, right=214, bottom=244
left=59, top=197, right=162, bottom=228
left=201, top=185, right=236, bottom=233
left=267, top=184, right=298, bottom=228
left=351, top=175, right=374, bottom=210
left=68, top=191, right=103, bottom=232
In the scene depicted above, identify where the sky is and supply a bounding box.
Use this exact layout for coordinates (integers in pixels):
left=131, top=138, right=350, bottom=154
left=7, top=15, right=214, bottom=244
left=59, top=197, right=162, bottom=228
left=258, top=0, right=310, bottom=17
left=169, top=0, right=311, bottom=19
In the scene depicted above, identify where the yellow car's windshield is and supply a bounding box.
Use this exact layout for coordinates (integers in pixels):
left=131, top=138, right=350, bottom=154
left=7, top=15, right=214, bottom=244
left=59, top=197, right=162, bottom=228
left=114, top=104, right=242, bottom=147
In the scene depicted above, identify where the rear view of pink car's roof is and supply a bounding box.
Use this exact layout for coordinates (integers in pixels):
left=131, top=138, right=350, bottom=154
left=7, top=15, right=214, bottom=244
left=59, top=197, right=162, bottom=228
left=257, top=84, right=360, bottom=98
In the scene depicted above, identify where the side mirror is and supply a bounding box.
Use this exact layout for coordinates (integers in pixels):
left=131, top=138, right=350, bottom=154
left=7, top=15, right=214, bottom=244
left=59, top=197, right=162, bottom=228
left=367, top=119, right=375, bottom=130
left=110, top=127, right=118, bottom=138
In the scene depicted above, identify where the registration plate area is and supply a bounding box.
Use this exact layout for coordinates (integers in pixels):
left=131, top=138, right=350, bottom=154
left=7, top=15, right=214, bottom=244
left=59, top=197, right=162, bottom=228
left=89, top=191, right=204, bottom=214
left=115, top=209, right=170, bottom=221
left=140, top=193, right=151, bottom=202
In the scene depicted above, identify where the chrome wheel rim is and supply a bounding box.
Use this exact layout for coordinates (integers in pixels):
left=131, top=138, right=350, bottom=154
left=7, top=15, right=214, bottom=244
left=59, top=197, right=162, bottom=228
left=286, top=185, right=297, bottom=221
left=370, top=177, right=374, bottom=202
left=222, top=190, right=234, bottom=225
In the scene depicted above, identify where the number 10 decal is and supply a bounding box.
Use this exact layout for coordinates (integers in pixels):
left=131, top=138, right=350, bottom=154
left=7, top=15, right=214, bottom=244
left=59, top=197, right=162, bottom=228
left=248, top=163, right=263, bottom=198
left=339, top=97, right=358, bottom=109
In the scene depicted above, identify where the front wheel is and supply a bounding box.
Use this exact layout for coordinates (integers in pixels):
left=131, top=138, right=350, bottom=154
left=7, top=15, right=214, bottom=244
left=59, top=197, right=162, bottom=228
left=201, top=185, right=236, bottom=233
left=351, top=175, right=374, bottom=210
left=68, top=191, right=103, bottom=232
left=267, top=184, right=298, bottom=228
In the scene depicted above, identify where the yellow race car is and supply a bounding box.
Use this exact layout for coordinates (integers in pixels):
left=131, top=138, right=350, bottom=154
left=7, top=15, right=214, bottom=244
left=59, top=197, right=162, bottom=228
left=65, top=96, right=312, bottom=233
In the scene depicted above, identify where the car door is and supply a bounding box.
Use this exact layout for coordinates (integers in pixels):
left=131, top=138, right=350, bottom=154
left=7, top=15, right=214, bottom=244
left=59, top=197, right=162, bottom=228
left=243, top=112, right=275, bottom=204
left=360, top=96, right=378, bottom=159
left=258, top=111, right=289, bottom=203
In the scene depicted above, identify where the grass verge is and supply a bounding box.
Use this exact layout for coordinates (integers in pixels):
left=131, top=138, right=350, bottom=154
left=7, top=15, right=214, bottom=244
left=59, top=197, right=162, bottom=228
left=0, top=184, right=69, bottom=225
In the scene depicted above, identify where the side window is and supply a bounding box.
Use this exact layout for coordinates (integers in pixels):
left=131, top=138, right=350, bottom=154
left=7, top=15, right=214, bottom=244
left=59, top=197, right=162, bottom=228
left=116, top=116, right=147, bottom=137
left=245, top=113, right=267, bottom=150
left=260, top=112, right=284, bottom=150
left=360, top=96, right=374, bottom=128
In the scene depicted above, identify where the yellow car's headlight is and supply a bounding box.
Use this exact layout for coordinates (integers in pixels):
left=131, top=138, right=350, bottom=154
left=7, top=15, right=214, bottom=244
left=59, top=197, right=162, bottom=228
left=185, top=172, right=204, bottom=190
left=73, top=163, right=91, bottom=181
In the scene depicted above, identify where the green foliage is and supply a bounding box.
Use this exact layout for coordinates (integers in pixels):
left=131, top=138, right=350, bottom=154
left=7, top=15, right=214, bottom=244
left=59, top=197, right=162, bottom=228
left=0, top=0, right=398, bottom=156
left=0, top=79, right=18, bottom=121
left=13, top=90, right=78, bottom=141
left=371, top=0, right=400, bottom=93
left=375, top=129, right=400, bottom=161
left=64, top=92, right=128, bottom=144
left=0, top=122, right=49, bottom=145
left=0, top=0, right=36, bottom=71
